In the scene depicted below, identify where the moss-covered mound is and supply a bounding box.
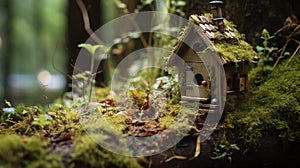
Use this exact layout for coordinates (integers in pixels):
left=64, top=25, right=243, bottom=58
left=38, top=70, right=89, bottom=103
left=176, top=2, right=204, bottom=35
left=0, top=134, right=64, bottom=168
left=72, top=135, right=141, bottom=168
left=0, top=102, right=141, bottom=168
left=225, top=55, right=300, bottom=151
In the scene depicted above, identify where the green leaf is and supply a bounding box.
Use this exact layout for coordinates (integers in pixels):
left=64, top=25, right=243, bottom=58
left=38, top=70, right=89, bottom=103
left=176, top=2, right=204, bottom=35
left=228, top=156, right=232, bottom=163
left=284, top=51, right=291, bottom=56
left=177, top=1, right=186, bottom=6
left=142, top=0, right=154, bottom=5
left=219, top=152, right=227, bottom=158
left=114, top=0, right=127, bottom=9
left=267, top=57, right=273, bottom=62
left=128, top=32, right=141, bottom=39
left=267, top=47, right=278, bottom=53
left=4, top=100, right=12, bottom=107
left=255, top=46, right=264, bottom=52
left=261, top=29, right=270, bottom=39
left=263, top=41, right=268, bottom=48
left=78, top=43, right=103, bottom=56
left=171, top=0, right=186, bottom=7
left=219, top=144, right=225, bottom=148
left=230, top=144, right=240, bottom=150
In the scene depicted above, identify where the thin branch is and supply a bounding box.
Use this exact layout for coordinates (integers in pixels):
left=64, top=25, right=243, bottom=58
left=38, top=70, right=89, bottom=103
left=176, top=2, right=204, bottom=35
left=293, top=39, right=300, bottom=45
left=76, top=0, right=103, bottom=44
left=70, top=64, right=85, bottom=78
left=272, top=40, right=289, bottom=70
left=285, top=44, right=300, bottom=67
left=290, top=24, right=300, bottom=37
left=274, top=23, right=298, bottom=36
left=51, top=42, right=73, bottom=80
left=130, top=18, right=148, bottom=47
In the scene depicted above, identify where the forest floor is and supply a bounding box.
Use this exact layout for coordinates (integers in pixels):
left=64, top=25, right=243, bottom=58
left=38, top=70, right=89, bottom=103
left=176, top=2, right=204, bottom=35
left=0, top=55, right=300, bottom=168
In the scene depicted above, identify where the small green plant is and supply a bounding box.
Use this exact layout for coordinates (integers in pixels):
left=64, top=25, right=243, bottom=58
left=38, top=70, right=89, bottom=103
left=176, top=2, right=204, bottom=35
left=1, top=100, right=16, bottom=122
left=211, top=140, right=240, bottom=163
left=32, top=114, right=52, bottom=129
left=152, top=76, right=179, bottom=96
left=250, top=29, right=283, bottom=87
left=71, top=71, right=96, bottom=104
left=255, top=28, right=278, bottom=71
left=77, top=43, right=108, bottom=102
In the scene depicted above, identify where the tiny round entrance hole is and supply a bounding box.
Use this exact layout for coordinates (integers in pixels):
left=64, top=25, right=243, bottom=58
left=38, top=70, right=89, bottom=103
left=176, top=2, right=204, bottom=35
left=194, top=73, right=204, bottom=85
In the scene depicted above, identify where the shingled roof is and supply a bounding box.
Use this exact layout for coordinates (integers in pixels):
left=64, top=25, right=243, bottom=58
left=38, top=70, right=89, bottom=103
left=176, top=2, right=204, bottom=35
left=169, top=13, right=258, bottom=64
left=190, top=14, right=238, bottom=40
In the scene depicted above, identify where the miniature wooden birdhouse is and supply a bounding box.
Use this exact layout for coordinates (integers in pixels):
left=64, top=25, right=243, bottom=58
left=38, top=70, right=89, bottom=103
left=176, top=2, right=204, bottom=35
left=168, top=0, right=257, bottom=107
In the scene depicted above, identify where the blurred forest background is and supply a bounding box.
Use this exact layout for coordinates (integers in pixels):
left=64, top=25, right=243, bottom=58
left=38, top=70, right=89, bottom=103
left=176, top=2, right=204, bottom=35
left=0, top=0, right=299, bottom=106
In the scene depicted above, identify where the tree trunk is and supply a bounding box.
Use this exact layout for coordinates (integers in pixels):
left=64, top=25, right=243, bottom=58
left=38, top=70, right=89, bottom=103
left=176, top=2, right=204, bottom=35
left=2, top=0, right=13, bottom=106
left=66, top=0, right=101, bottom=91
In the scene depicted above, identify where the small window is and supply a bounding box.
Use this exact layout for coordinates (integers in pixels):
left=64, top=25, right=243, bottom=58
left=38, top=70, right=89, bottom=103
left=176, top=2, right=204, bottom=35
left=240, top=77, right=245, bottom=91
left=227, top=78, right=232, bottom=90
left=194, top=73, right=204, bottom=85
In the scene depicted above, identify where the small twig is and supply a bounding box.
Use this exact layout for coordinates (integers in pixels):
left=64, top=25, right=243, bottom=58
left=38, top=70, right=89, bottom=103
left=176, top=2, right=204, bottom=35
left=6, top=119, right=17, bottom=124
left=158, top=153, right=169, bottom=163
left=273, top=38, right=290, bottom=70
left=272, top=16, right=300, bottom=70
left=272, top=56, right=284, bottom=70
left=290, top=24, right=300, bottom=36
left=274, top=23, right=299, bottom=36
left=286, top=44, right=300, bottom=67
left=129, top=18, right=148, bottom=47
left=293, top=39, right=300, bottom=45
left=76, top=0, right=103, bottom=44
left=147, top=157, right=152, bottom=168
left=0, top=123, right=8, bottom=126
left=136, top=157, right=149, bottom=165
left=70, top=63, right=86, bottom=75
left=24, top=125, right=31, bottom=135
left=51, top=41, right=74, bottom=79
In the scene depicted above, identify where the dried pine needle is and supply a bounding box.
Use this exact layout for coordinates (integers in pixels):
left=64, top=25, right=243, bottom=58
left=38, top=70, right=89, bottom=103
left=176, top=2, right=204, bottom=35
left=164, top=155, right=187, bottom=162
left=189, top=136, right=201, bottom=160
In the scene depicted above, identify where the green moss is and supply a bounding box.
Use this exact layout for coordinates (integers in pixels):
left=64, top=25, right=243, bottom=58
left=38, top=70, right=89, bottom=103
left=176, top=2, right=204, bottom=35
left=95, top=87, right=111, bottom=100
left=47, top=106, right=82, bottom=135
left=159, top=115, right=175, bottom=128
left=247, top=65, right=273, bottom=89
left=0, top=134, right=25, bottom=167
left=225, top=55, right=300, bottom=151
left=0, top=104, right=46, bottom=135
left=0, top=134, right=64, bottom=168
left=71, top=135, right=141, bottom=168
left=213, top=19, right=258, bottom=63
left=103, top=113, right=129, bottom=132
left=224, top=93, right=249, bottom=113
left=0, top=101, right=83, bottom=136
left=214, top=40, right=257, bottom=63
left=0, top=101, right=143, bottom=167
left=189, top=13, right=258, bottom=63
